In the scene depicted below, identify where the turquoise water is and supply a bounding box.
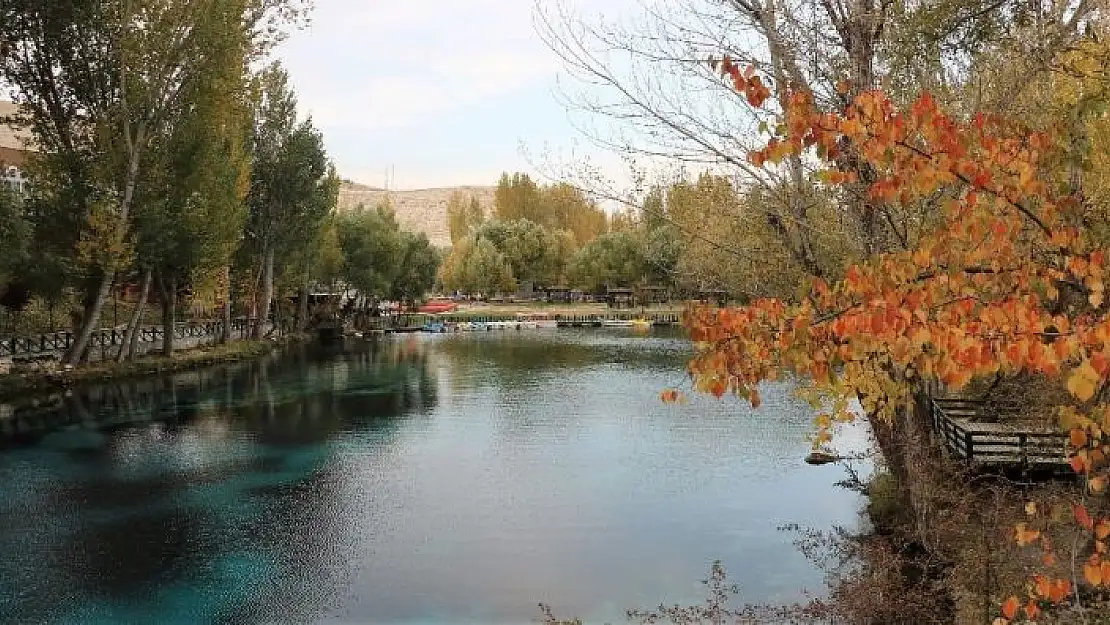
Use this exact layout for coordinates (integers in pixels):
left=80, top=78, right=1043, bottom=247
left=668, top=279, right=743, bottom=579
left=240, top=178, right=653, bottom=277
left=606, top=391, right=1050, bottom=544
left=0, top=329, right=868, bottom=624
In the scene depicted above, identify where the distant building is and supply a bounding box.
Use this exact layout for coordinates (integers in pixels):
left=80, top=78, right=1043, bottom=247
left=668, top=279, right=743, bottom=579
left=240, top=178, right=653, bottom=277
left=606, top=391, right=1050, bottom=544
left=0, top=100, right=34, bottom=194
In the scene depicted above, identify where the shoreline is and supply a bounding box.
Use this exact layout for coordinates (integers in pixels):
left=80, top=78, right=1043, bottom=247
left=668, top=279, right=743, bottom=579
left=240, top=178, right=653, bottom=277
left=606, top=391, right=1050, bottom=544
left=0, top=337, right=298, bottom=403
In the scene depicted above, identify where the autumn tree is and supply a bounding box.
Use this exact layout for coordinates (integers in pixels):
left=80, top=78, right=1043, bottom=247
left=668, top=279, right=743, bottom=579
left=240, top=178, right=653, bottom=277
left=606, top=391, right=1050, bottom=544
left=537, top=0, right=1097, bottom=279
left=494, top=172, right=543, bottom=223
left=446, top=190, right=485, bottom=244
left=664, top=47, right=1110, bottom=623
left=541, top=182, right=607, bottom=246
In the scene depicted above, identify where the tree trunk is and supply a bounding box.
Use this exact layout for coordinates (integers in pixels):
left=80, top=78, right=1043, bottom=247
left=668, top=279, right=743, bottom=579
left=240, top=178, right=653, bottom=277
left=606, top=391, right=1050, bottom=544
left=219, top=265, right=233, bottom=344
left=118, top=267, right=152, bottom=362
left=160, top=274, right=177, bottom=356
left=254, top=246, right=274, bottom=339
left=221, top=295, right=233, bottom=344
left=63, top=124, right=146, bottom=365
left=297, top=260, right=311, bottom=333
left=66, top=274, right=112, bottom=365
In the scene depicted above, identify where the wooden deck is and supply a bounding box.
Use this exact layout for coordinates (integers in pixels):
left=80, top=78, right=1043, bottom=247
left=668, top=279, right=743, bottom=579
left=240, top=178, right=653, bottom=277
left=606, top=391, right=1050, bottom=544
left=924, top=396, right=1071, bottom=470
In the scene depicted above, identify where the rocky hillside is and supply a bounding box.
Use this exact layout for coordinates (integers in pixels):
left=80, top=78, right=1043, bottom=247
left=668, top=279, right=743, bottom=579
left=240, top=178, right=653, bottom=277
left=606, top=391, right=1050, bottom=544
left=337, top=182, right=495, bottom=248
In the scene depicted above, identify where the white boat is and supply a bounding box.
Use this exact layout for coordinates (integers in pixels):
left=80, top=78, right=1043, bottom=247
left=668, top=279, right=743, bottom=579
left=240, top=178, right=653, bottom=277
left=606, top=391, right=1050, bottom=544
left=518, top=313, right=557, bottom=329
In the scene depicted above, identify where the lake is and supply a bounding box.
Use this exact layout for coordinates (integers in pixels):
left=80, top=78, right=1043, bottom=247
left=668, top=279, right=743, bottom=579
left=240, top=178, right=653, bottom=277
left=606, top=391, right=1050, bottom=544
left=0, top=328, right=869, bottom=624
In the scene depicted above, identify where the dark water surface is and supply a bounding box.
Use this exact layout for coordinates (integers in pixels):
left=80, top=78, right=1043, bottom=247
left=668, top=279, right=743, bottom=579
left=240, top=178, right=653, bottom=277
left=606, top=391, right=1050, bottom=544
left=0, top=329, right=868, bottom=624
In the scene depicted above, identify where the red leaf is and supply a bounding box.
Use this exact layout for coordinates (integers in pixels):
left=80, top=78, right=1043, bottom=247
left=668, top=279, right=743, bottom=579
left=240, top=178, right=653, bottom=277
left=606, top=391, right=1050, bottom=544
left=1077, top=504, right=1095, bottom=530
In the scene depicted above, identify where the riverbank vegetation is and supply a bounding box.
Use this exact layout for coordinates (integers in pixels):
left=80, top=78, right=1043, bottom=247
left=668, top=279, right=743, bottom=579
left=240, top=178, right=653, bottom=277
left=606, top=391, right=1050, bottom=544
left=536, top=0, right=1109, bottom=623
left=0, top=1, right=437, bottom=363
left=0, top=338, right=278, bottom=402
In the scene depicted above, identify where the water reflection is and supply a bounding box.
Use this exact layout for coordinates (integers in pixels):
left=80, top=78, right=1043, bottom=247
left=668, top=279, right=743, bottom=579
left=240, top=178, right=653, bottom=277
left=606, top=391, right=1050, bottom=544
left=0, top=331, right=867, bottom=624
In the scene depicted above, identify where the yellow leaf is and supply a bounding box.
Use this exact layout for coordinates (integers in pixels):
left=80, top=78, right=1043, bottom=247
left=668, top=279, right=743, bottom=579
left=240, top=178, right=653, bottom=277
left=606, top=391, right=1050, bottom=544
left=1025, top=501, right=1037, bottom=516
left=1067, top=360, right=1100, bottom=401
left=1091, top=475, right=1108, bottom=494
left=1015, top=523, right=1041, bottom=546
left=1097, top=521, right=1110, bottom=540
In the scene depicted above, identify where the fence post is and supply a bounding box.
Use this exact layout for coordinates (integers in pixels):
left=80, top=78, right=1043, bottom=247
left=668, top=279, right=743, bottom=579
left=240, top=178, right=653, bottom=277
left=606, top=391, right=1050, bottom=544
left=964, top=429, right=974, bottom=462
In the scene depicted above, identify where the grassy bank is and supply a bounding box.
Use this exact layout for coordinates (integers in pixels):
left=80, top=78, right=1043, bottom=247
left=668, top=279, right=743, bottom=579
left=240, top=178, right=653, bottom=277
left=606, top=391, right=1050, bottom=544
left=0, top=338, right=289, bottom=402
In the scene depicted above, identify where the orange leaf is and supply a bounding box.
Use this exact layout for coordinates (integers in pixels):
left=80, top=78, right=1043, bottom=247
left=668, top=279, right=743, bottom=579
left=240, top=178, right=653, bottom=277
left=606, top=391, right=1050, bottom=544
left=1071, top=454, right=1088, bottom=474
left=1072, top=428, right=1090, bottom=448
left=1085, top=561, right=1103, bottom=586
left=1077, top=504, right=1095, bottom=530
left=1001, top=596, right=1020, bottom=620
left=1023, top=600, right=1040, bottom=620
left=1097, top=521, right=1110, bottom=540
left=1049, top=578, right=1070, bottom=602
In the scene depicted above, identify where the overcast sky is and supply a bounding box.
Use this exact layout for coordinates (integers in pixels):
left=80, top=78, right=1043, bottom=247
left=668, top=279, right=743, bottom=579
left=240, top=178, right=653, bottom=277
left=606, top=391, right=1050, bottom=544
left=276, top=0, right=631, bottom=191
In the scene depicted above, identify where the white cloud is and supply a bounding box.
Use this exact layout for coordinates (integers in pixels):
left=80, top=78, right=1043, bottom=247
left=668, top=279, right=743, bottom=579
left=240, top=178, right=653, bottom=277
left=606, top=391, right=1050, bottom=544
left=279, top=1, right=560, bottom=132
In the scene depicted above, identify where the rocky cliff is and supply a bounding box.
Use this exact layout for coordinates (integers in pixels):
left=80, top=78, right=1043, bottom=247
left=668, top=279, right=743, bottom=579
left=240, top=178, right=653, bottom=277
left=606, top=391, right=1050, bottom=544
left=337, top=182, right=495, bottom=248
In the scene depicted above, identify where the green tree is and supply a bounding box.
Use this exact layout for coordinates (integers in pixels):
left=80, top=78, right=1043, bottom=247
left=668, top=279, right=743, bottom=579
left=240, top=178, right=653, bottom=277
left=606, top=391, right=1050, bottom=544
left=568, top=231, right=645, bottom=293
left=0, top=0, right=311, bottom=363
left=463, top=238, right=515, bottom=296
left=642, top=224, right=680, bottom=289
left=390, top=232, right=440, bottom=306
left=0, top=188, right=29, bottom=290
left=245, top=64, right=334, bottom=337
left=439, top=237, right=514, bottom=296
left=337, top=204, right=405, bottom=301
left=475, top=218, right=564, bottom=287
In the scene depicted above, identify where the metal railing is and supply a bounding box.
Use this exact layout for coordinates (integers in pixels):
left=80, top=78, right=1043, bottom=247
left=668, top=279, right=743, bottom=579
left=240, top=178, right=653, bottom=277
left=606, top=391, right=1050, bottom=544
left=0, top=319, right=263, bottom=360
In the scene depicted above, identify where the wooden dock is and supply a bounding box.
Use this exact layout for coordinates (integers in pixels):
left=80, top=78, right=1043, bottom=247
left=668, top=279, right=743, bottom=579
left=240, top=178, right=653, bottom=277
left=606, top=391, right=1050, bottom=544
left=922, top=396, right=1071, bottom=471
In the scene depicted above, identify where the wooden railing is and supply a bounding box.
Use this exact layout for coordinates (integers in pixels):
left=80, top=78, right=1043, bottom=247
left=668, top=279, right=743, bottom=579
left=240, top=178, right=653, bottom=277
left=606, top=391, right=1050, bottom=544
left=0, top=319, right=262, bottom=360
left=926, top=396, right=1071, bottom=469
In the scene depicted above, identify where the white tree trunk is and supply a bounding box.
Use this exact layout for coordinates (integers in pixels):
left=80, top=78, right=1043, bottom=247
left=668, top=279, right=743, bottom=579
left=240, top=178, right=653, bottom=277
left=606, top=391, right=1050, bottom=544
left=117, top=267, right=152, bottom=362
left=255, top=246, right=275, bottom=339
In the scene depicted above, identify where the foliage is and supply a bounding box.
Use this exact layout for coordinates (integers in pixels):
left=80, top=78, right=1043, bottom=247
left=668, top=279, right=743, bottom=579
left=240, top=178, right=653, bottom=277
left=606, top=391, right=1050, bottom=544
left=446, top=190, right=484, bottom=244
left=0, top=188, right=29, bottom=288
left=0, top=0, right=313, bottom=361
left=568, top=231, right=645, bottom=292
left=390, top=232, right=439, bottom=304
left=337, top=204, right=405, bottom=299
left=494, top=172, right=607, bottom=245
left=439, top=237, right=515, bottom=296
left=332, top=202, right=437, bottom=304
left=664, top=50, right=1110, bottom=623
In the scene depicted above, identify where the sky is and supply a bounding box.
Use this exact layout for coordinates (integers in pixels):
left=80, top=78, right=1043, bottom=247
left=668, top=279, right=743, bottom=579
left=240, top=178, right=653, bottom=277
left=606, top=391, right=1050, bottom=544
left=276, top=0, right=632, bottom=191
